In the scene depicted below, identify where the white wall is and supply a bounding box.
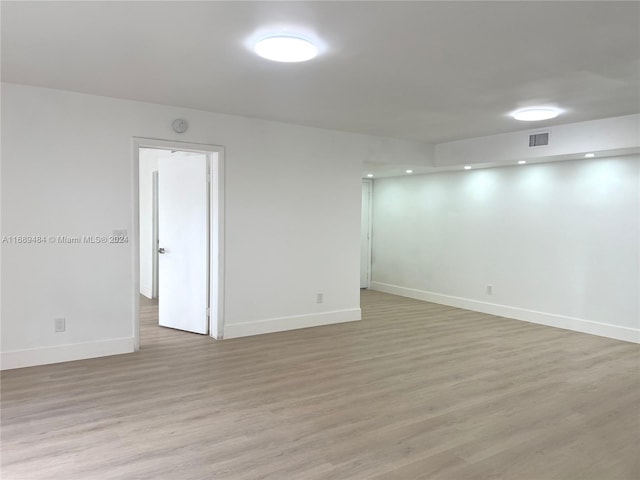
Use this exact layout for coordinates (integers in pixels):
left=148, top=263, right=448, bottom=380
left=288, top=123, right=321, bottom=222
left=138, top=148, right=162, bottom=298
left=371, top=156, right=640, bottom=342
left=435, top=114, right=640, bottom=167
left=1, top=83, right=424, bottom=368
left=362, top=136, right=435, bottom=177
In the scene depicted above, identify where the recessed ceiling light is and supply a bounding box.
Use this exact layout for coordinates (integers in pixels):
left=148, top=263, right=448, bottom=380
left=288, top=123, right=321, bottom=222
left=511, top=107, right=561, bottom=121
left=464, top=166, right=472, bottom=170
left=405, top=169, right=413, bottom=174
left=366, top=173, right=374, bottom=178
left=518, top=160, right=527, bottom=165
left=254, top=35, right=317, bottom=62
left=584, top=153, right=595, bottom=158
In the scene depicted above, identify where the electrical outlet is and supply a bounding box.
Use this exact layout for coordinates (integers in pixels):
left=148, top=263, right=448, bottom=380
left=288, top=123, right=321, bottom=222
left=55, top=318, right=66, bottom=333
left=486, top=284, right=493, bottom=295
left=316, top=293, right=323, bottom=304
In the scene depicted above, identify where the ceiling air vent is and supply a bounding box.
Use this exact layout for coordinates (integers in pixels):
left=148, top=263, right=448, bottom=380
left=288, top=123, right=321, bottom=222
left=529, top=132, right=549, bottom=147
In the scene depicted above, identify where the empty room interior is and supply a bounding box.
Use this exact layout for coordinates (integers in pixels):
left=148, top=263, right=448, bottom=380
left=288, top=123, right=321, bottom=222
left=1, top=2, right=639, bottom=479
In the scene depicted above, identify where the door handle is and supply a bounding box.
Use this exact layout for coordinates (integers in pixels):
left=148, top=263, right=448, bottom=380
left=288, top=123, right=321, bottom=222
left=158, top=247, right=166, bottom=254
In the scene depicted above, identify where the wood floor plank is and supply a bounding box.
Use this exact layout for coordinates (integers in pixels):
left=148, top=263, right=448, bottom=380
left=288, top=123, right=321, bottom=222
left=1, top=290, right=638, bottom=479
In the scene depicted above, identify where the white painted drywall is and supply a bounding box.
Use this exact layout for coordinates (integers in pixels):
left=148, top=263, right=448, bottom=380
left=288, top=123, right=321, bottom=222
left=1, top=82, right=434, bottom=368
left=138, top=148, right=163, bottom=298
left=371, top=156, right=640, bottom=341
left=435, top=114, right=640, bottom=167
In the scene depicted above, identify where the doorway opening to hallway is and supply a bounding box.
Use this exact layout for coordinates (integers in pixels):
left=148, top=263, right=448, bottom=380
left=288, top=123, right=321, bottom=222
left=133, top=139, right=225, bottom=349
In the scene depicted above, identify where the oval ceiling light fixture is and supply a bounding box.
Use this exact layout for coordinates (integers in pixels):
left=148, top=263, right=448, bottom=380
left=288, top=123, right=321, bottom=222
left=405, top=169, right=413, bottom=174
left=254, top=35, right=318, bottom=62
left=366, top=173, right=374, bottom=178
left=464, top=165, right=472, bottom=170
left=511, top=107, right=562, bottom=122
left=584, top=153, right=595, bottom=158
left=518, top=160, right=527, bottom=165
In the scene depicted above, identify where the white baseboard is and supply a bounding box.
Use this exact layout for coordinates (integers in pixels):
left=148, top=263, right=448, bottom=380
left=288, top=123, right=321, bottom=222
left=370, top=282, right=639, bottom=344
left=1, top=337, right=135, bottom=370
left=224, top=308, right=361, bottom=339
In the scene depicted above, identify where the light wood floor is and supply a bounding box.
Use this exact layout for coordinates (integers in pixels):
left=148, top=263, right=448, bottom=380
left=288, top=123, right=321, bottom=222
left=2, top=291, right=639, bottom=479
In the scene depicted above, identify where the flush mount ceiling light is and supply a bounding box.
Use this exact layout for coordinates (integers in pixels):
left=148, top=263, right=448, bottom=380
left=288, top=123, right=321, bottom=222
left=511, top=107, right=562, bottom=121
left=405, top=169, right=413, bottom=174
left=464, top=165, right=472, bottom=170
left=254, top=35, right=318, bottom=62
left=366, top=173, right=374, bottom=178
left=518, top=160, right=527, bottom=165
left=584, top=153, right=595, bottom=158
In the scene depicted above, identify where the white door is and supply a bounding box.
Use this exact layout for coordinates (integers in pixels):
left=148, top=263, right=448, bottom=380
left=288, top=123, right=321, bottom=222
left=158, top=151, right=209, bottom=334
left=360, top=180, right=372, bottom=288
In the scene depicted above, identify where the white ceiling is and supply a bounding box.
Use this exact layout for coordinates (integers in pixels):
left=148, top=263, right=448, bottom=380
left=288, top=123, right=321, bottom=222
left=2, top=1, right=639, bottom=144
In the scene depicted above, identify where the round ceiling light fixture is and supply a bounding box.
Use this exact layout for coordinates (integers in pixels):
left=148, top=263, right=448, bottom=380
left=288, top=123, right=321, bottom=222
left=254, top=35, right=318, bottom=62
left=511, top=107, right=562, bottom=121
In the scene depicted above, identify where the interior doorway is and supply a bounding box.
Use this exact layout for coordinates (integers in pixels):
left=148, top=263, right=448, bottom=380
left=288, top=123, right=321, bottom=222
left=361, top=179, right=372, bottom=288
left=133, top=139, right=225, bottom=349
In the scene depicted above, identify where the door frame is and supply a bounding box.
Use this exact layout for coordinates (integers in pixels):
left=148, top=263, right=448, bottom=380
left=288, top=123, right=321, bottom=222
left=361, top=179, right=373, bottom=288
left=132, top=138, right=226, bottom=348
left=151, top=170, right=159, bottom=299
